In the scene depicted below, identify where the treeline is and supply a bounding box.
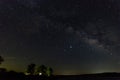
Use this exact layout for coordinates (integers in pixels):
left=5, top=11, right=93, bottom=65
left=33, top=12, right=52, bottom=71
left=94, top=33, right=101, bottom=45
left=0, top=56, right=54, bottom=77
left=26, top=63, right=53, bottom=76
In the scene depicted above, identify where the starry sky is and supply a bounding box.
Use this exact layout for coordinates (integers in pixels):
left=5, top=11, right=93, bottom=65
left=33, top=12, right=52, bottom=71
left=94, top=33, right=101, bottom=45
left=0, top=0, right=120, bottom=75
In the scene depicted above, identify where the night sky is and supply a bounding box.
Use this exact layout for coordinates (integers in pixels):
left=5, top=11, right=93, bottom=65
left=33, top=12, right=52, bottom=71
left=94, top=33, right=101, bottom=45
left=0, top=0, right=120, bottom=75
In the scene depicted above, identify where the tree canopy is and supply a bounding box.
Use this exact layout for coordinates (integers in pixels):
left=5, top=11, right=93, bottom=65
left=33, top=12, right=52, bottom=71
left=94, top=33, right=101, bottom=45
left=0, top=56, right=4, bottom=64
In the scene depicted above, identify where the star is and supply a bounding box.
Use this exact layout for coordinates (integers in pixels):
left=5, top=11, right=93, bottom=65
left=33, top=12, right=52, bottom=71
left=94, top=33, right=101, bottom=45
left=69, top=45, right=73, bottom=49
left=64, top=49, right=67, bottom=52
left=110, top=53, right=113, bottom=56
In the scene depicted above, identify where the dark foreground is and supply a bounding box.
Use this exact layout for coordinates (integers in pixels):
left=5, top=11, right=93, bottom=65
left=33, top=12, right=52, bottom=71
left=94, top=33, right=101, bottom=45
left=1, top=72, right=120, bottom=80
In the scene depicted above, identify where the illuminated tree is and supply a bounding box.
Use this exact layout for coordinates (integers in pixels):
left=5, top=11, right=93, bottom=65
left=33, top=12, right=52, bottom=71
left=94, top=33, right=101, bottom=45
left=27, top=63, right=36, bottom=75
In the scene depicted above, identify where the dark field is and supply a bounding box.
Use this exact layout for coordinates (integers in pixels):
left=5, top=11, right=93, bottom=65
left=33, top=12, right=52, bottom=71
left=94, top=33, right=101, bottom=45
left=0, top=72, right=120, bottom=80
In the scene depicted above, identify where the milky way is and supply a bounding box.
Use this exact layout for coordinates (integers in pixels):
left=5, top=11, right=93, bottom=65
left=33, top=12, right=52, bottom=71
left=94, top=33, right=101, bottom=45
left=0, top=0, right=120, bottom=74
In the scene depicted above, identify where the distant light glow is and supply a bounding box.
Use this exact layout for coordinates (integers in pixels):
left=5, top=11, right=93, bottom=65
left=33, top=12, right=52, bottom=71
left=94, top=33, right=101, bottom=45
left=39, top=73, right=42, bottom=75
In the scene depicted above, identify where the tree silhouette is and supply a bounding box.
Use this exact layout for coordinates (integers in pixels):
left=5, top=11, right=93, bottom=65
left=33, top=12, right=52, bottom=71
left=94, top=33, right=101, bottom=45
left=37, top=65, right=46, bottom=76
left=0, top=56, right=4, bottom=64
left=27, top=63, right=36, bottom=75
left=46, top=67, right=53, bottom=77
left=37, top=65, right=54, bottom=76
